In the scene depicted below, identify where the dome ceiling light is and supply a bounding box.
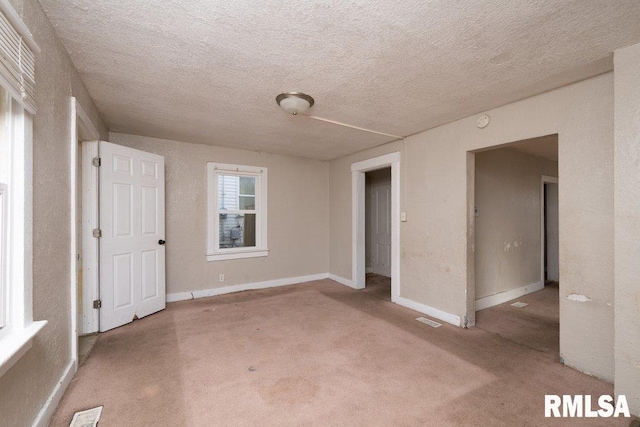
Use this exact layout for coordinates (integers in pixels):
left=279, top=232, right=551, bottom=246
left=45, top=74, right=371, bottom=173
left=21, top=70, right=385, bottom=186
left=275, top=92, right=314, bottom=115
left=275, top=91, right=405, bottom=142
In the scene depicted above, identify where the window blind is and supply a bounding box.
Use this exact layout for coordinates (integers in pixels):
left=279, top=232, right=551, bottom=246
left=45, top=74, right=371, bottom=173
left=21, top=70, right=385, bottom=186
left=0, top=0, right=39, bottom=114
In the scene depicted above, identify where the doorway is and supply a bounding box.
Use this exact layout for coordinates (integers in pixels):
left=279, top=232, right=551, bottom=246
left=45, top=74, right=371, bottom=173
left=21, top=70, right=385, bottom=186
left=76, top=138, right=98, bottom=365
left=70, top=98, right=100, bottom=367
left=365, top=167, right=392, bottom=298
left=83, top=141, right=167, bottom=333
left=366, top=167, right=391, bottom=277
left=543, top=178, right=559, bottom=284
left=351, top=152, right=400, bottom=302
left=472, top=135, right=560, bottom=355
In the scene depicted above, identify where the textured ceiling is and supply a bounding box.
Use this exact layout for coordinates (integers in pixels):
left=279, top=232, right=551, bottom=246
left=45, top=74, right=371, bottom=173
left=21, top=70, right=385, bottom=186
left=40, top=1, right=640, bottom=160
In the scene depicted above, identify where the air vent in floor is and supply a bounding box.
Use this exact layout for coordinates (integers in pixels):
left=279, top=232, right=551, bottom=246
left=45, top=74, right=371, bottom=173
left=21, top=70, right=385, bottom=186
left=416, top=317, right=442, bottom=328
left=69, top=406, right=102, bottom=427
left=511, top=301, right=528, bottom=308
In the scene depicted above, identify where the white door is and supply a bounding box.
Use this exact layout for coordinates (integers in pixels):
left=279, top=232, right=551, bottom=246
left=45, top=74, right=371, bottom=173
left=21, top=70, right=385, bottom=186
left=371, top=183, right=391, bottom=277
left=99, top=141, right=165, bottom=332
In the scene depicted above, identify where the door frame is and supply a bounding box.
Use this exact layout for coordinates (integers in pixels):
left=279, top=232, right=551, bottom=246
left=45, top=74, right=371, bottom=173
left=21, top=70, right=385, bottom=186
left=540, top=175, right=559, bottom=283
left=351, top=152, right=400, bottom=301
left=70, top=97, right=99, bottom=367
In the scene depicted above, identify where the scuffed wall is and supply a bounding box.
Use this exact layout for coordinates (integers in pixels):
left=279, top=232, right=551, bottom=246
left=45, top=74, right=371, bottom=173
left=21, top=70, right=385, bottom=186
left=614, top=42, right=640, bottom=416
left=329, top=73, right=614, bottom=381
left=110, top=133, right=329, bottom=295
left=0, top=0, right=108, bottom=425
left=474, top=147, right=558, bottom=300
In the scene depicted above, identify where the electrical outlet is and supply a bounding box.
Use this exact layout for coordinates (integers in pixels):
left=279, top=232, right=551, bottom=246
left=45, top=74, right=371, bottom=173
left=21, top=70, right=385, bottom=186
left=219, top=274, right=224, bottom=282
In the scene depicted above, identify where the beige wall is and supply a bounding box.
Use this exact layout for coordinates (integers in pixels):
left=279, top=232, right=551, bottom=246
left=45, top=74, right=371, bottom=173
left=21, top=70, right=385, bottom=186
left=614, top=42, right=640, bottom=415
left=329, top=73, right=614, bottom=381
left=110, top=133, right=329, bottom=295
left=0, top=0, right=108, bottom=425
left=474, top=147, right=558, bottom=299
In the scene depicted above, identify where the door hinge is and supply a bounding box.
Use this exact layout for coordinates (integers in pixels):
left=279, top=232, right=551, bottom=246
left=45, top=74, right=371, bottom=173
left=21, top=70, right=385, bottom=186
left=92, top=157, right=101, bottom=167
left=93, top=299, right=102, bottom=309
left=92, top=228, right=102, bottom=238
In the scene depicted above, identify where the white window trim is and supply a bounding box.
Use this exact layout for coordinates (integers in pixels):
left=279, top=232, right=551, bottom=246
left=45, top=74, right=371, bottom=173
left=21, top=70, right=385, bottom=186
left=0, top=94, right=46, bottom=378
left=207, top=163, right=268, bottom=261
left=0, top=184, right=6, bottom=329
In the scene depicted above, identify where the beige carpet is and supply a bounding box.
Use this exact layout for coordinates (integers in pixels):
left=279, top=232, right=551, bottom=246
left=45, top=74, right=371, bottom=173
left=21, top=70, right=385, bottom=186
left=51, top=277, right=622, bottom=426
left=476, top=283, right=560, bottom=355
left=78, top=333, right=99, bottom=366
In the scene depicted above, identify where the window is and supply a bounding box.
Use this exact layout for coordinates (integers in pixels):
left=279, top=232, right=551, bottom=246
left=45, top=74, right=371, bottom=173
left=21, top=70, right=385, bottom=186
left=0, top=88, right=8, bottom=333
left=0, top=3, right=46, bottom=378
left=0, top=85, right=14, bottom=339
left=0, top=83, right=46, bottom=377
left=0, top=183, right=6, bottom=330
left=207, top=163, right=268, bottom=261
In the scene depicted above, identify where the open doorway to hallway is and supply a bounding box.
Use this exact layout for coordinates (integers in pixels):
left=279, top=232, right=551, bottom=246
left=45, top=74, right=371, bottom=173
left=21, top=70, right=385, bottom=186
left=472, top=135, right=560, bottom=356
left=365, top=167, right=392, bottom=299
left=351, top=152, right=400, bottom=300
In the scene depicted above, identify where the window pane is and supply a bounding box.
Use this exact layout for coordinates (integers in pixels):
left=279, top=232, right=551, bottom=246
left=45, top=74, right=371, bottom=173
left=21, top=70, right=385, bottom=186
left=0, top=86, right=9, bottom=184
left=239, top=176, right=255, bottom=196
left=239, top=195, right=255, bottom=210
left=219, top=214, right=256, bottom=249
left=218, top=175, right=239, bottom=210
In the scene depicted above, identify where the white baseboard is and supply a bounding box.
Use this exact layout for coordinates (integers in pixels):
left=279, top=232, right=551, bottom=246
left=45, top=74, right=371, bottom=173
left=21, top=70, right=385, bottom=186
left=166, top=272, right=462, bottom=329
left=166, top=290, right=195, bottom=302
left=166, top=273, right=330, bottom=302
left=394, top=296, right=461, bottom=327
left=33, top=359, right=77, bottom=427
left=475, top=280, right=544, bottom=311
left=328, top=274, right=358, bottom=289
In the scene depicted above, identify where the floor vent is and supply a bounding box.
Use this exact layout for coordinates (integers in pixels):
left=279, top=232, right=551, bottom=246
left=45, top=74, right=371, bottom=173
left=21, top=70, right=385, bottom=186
left=511, top=301, right=528, bottom=308
left=416, top=317, right=442, bottom=328
left=69, top=406, right=102, bottom=427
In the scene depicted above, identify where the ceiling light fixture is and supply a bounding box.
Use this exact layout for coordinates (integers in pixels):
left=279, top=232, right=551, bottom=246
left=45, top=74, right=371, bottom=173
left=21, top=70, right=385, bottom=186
left=276, top=91, right=405, bottom=142
left=276, top=92, right=314, bottom=115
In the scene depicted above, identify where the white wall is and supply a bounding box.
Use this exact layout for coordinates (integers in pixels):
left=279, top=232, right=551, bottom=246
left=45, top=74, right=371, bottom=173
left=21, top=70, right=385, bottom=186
left=474, top=147, right=558, bottom=300
left=329, top=73, right=614, bottom=381
left=110, top=133, right=330, bottom=297
left=613, top=41, right=640, bottom=416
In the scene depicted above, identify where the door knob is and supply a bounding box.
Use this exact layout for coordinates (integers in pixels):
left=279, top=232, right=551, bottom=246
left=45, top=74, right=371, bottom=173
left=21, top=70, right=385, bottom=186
left=158, top=239, right=166, bottom=245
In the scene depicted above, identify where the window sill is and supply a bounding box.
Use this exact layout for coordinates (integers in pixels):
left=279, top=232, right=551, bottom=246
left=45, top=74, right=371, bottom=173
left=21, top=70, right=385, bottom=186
left=0, top=320, right=47, bottom=378
left=207, top=249, right=269, bottom=261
